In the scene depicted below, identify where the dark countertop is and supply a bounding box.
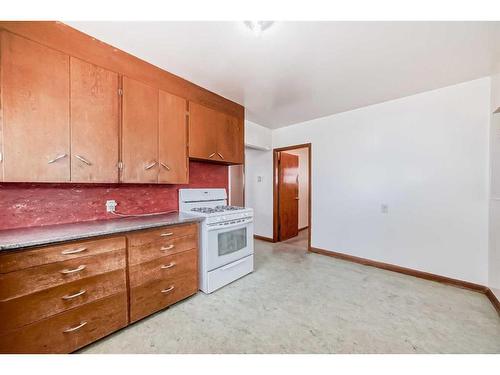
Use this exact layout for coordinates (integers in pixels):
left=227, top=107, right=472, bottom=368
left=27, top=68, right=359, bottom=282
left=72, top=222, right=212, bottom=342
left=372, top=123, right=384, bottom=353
left=0, top=212, right=203, bottom=252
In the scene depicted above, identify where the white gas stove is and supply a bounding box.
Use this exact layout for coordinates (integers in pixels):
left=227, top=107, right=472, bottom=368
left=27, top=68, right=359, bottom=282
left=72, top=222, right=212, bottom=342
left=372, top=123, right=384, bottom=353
left=179, top=188, right=254, bottom=293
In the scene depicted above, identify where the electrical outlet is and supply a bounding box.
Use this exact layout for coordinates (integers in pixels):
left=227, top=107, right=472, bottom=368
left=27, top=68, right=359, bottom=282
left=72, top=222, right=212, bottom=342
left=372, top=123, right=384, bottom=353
left=257, top=176, right=263, bottom=183
left=381, top=204, right=389, bottom=214
left=106, top=200, right=117, bottom=213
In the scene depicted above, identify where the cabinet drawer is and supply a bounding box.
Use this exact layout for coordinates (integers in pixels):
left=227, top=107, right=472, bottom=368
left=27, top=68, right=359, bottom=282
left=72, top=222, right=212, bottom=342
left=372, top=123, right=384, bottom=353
left=128, top=225, right=197, bottom=265
left=128, top=224, right=196, bottom=247
left=0, top=269, right=126, bottom=333
left=129, top=248, right=198, bottom=288
left=0, top=237, right=126, bottom=274
left=0, top=292, right=128, bottom=354
left=0, top=249, right=125, bottom=301
left=130, top=274, right=198, bottom=323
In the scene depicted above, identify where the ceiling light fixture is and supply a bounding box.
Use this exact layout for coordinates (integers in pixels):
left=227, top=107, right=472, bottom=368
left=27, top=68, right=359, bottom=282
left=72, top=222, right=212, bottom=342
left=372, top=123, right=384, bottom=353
left=244, top=21, right=274, bottom=36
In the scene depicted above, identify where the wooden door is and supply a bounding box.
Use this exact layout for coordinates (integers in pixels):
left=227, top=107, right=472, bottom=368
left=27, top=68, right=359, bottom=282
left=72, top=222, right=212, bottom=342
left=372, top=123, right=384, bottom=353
left=1, top=32, right=70, bottom=182
left=122, top=77, right=159, bottom=183
left=217, top=113, right=244, bottom=164
left=188, top=102, right=217, bottom=161
left=158, top=90, right=188, bottom=184
left=70, top=58, right=119, bottom=183
left=278, top=152, right=299, bottom=241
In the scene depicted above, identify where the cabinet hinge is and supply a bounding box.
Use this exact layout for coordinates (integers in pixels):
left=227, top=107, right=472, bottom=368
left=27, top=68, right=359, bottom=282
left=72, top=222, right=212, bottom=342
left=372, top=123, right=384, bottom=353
left=118, top=161, right=123, bottom=170
left=186, top=111, right=190, bottom=116
left=118, top=88, right=123, bottom=96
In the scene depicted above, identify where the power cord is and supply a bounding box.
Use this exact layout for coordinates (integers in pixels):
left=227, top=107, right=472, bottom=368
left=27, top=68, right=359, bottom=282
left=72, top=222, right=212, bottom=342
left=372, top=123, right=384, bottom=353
left=110, top=209, right=178, bottom=218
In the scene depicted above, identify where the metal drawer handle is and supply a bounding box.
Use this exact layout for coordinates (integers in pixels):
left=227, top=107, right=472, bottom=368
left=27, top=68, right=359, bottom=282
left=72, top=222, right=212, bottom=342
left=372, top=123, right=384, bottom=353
left=161, top=286, right=175, bottom=294
left=217, top=152, right=224, bottom=160
left=48, top=153, right=67, bottom=164
left=63, top=321, right=87, bottom=333
left=160, top=244, right=175, bottom=251
left=62, top=289, right=87, bottom=300
left=208, top=152, right=216, bottom=158
left=61, top=247, right=87, bottom=255
left=75, top=154, right=92, bottom=166
left=161, top=262, right=176, bottom=269
left=160, top=232, right=174, bottom=237
left=60, top=265, right=86, bottom=274
left=144, top=161, right=157, bottom=170
left=160, top=162, right=171, bottom=171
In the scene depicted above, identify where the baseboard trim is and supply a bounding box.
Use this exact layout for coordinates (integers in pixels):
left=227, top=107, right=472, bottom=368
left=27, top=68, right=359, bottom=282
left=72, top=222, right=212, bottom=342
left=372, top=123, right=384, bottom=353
left=299, top=226, right=309, bottom=232
left=254, top=235, right=274, bottom=243
left=309, top=247, right=488, bottom=293
left=485, top=289, right=500, bottom=315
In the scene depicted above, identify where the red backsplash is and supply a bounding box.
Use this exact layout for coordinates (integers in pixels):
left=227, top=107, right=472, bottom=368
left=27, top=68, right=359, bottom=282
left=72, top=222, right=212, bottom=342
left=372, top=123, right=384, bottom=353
left=0, top=161, right=228, bottom=230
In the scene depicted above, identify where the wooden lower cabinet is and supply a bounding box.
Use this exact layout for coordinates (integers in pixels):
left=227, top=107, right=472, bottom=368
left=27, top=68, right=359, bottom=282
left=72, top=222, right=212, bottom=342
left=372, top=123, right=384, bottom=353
left=0, top=269, right=126, bottom=333
left=0, top=223, right=199, bottom=353
left=130, top=273, right=198, bottom=323
left=129, top=249, right=198, bottom=289
left=0, top=292, right=128, bottom=354
left=127, top=227, right=199, bottom=322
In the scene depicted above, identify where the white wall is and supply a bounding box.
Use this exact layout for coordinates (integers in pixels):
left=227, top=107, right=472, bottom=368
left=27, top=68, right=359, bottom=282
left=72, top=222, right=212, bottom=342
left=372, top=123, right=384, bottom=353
left=284, top=148, right=309, bottom=229
left=272, top=78, right=490, bottom=285
left=244, top=121, right=274, bottom=238
left=245, top=120, right=272, bottom=150
left=489, top=70, right=500, bottom=298
left=492, top=73, right=500, bottom=113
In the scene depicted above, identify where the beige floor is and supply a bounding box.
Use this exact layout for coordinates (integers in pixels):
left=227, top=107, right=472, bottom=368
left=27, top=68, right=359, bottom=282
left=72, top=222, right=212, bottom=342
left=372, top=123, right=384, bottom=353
left=79, top=230, right=500, bottom=353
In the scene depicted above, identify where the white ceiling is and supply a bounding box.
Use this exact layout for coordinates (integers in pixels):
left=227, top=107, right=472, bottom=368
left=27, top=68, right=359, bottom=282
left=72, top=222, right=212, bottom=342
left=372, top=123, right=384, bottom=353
left=67, top=21, right=500, bottom=129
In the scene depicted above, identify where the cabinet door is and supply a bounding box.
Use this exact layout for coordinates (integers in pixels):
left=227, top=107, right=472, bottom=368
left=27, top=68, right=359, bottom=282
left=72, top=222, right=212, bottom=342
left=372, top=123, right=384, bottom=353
left=1, top=32, right=70, bottom=182
left=122, top=77, right=159, bottom=183
left=217, top=113, right=244, bottom=164
left=159, top=90, right=188, bottom=184
left=70, top=58, right=119, bottom=182
left=188, top=102, right=218, bottom=161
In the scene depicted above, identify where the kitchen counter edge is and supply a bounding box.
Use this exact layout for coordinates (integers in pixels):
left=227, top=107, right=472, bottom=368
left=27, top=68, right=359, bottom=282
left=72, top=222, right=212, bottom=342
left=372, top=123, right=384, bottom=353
left=0, top=212, right=203, bottom=252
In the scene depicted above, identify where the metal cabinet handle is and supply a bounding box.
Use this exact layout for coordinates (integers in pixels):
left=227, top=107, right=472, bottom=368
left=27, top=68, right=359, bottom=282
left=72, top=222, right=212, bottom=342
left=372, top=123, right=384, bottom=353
left=208, top=152, right=216, bottom=158
left=75, top=155, right=92, bottom=166
left=62, top=289, right=87, bottom=300
left=144, top=161, right=157, bottom=170
left=60, top=265, right=86, bottom=274
left=217, top=152, right=224, bottom=160
left=160, top=232, right=173, bottom=237
left=160, top=244, right=175, bottom=251
left=161, top=286, right=175, bottom=294
left=48, top=154, right=67, bottom=164
left=160, top=162, right=171, bottom=171
left=63, top=321, right=87, bottom=333
left=61, top=247, right=87, bottom=255
left=161, top=262, right=176, bottom=269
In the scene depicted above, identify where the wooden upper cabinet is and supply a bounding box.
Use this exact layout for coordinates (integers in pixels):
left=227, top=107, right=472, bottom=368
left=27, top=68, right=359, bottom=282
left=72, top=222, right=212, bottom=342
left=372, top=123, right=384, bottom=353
left=0, top=24, right=244, bottom=184
left=70, top=58, right=119, bottom=183
left=122, top=77, right=159, bottom=183
left=188, top=102, right=218, bottom=161
left=1, top=32, right=70, bottom=182
left=217, top=114, right=244, bottom=164
left=159, top=91, right=188, bottom=184
left=188, top=102, right=244, bottom=165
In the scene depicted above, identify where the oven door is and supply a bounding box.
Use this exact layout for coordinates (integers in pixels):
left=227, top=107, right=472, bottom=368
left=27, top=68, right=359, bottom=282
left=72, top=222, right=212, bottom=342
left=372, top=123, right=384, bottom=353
left=207, top=220, right=254, bottom=271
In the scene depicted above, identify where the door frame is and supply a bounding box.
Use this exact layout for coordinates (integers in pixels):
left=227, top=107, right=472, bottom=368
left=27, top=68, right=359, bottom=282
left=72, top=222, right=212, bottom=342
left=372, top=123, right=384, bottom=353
left=273, top=143, right=312, bottom=250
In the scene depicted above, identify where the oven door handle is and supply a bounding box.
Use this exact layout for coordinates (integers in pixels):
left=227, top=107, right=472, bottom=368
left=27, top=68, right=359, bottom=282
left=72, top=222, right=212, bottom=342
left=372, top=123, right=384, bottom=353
left=207, top=219, right=253, bottom=231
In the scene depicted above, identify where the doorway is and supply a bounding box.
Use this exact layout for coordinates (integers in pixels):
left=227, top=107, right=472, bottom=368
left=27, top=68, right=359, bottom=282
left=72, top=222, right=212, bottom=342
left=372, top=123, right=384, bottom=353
left=273, top=143, right=311, bottom=250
